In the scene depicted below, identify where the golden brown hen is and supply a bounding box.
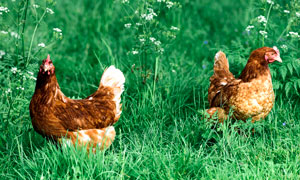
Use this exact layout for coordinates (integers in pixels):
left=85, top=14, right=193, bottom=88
left=207, top=47, right=282, bottom=123
left=30, top=55, right=125, bottom=151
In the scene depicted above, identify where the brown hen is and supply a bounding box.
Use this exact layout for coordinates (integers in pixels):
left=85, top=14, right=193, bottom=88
left=30, top=55, right=125, bottom=152
left=207, top=47, right=282, bottom=123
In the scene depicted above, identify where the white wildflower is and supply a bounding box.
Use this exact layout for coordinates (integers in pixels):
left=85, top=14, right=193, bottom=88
left=0, top=7, right=10, bottom=14
left=38, top=43, right=45, bottom=47
left=53, top=28, right=62, bottom=32
left=145, top=14, right=153, bottom=21
left=283, top=10, right=290, bottom=14
left=157, top=0, right=165, bottom=2
left=5, top=88, right=11, bottom=94
left=259, top=30, right=268, bottom=38
left=170, top=26, right=180, bottom=31
left=11, top=67, right=17, bottom=74
left=46, top=8, right=54, bottom=14
left=287, top=31, right=299, bottom=38
left=154, top=41, right=161, bottom=46
left=33, top=4, right=39, bottom=8
left=124, top=23, right=131, bottom=28
left=10, top=32, right=20, bottom=39
left=122, top=0, right=129, bottom=3
left=166, top=1, right=174, bottom=8
left=245, top=25, right=254, bottom=32
left=136, top=22, right=142, bottom=26
left=280, top=45, right=287, bottom=50
left=266, top=0, right=274, bottom=5
left=28, top=71, right=34, bottom=76
left=257, top=15, right=267, bottom=23
left=139, top=38, right=146, bottom=43
left=296, top=12, right=300, bottom=18
left=159, top=48, right=164, bottom=54
left=141, top=8, right=157, bottom=21
left=150, top=37, right=156, bottom=42
left=0, top=30, right=8, bottom=34
left=147, top=8, right=157, bottom=16
left=16, top=87, right=24, bottom=90
left=0, top=50, right=5, bottom=58
left=132, top=50, right=139, bottom=55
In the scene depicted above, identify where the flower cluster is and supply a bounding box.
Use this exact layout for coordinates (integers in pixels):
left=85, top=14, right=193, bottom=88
left=10, top=32, right=20, bottom=39
left=5, top=88, right=11, bottom=94
left=287, top=32, right=300, bottom=38
left=166, top=1, right=174, bottom=8
left=33, top=4, right=40, bottom=8
left=0, top=50, right=5, bottom=58
left=124, top=23, right=132, bottom=28
left=257, top=15, right=267, bottom=26
left=10, top=67, right=37, bottom=81
left=0, top=6, right=9, bottom=15
left=245, top=25, right=254, bottom=32
left=38, top=43, right=46, bottom=48
left=53, top=28, right=63, bottom=39
left=259, top=30, right=268, bottom=38
left=46, top=8, right=54, bottom=14
left=141, top=8, right=157, bottom=21
left=0, top=30, right=8, bottom=34
left=266, top=0, right=274, bottom=5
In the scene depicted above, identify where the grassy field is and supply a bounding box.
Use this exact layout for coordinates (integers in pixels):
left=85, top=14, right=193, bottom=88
left=1, top=0, right=300, bottom=179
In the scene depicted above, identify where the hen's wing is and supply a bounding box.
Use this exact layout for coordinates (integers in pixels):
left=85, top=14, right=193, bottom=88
left=53, top=66, right=125, bottom=130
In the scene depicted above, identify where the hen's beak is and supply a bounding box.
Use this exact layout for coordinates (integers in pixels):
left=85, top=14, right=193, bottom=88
left=44, top=65, right=49, bottom=72
left=274, top=55, right=282, bottom=63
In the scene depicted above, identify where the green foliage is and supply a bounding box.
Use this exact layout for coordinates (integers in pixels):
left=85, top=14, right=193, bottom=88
left=0, top=0, right=300, bottom=179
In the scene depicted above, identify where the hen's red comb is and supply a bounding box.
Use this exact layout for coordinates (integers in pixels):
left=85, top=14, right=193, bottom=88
left=46, top=54, right=50, bottom=63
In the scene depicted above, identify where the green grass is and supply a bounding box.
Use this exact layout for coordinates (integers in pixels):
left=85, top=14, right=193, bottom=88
left=1, top=0, right=300, bottom=179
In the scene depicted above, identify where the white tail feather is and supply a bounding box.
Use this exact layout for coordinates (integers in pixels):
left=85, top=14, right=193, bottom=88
left=100, top=66, right=125, bottom=117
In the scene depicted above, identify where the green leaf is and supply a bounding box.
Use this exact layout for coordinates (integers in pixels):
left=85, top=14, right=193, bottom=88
left=287, top=63, right=293, bottom=75
left=279, top=66, right=287, bottom=81
left=285, top=82, right=293, bottom=97
left=273, top=80, right=280, bottom=90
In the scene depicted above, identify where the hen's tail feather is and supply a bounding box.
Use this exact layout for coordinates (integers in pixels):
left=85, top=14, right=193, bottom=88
left=213, top=51, right=234, bottom=79
left=208, top=51, right=235, bottom=106
left=59, top=126, right=116, bottom=152
left=100, top=66, right=125, bottom=118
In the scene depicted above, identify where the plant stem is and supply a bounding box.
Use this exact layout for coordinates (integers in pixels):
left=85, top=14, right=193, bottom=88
left=25, top=11, right=47, bottom=67
left=152, top=56, right=159, bottom=101
left=21, top=0, right=29, bottom=58
left=262, top=3, right=273, bottom=46
left=276, top=19, right=292, bottom=43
